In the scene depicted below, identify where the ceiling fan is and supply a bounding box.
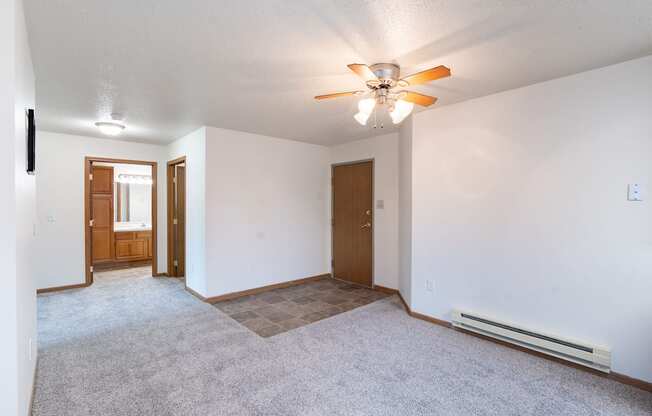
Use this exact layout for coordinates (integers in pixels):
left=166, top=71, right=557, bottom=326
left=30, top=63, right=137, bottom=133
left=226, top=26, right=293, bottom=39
left=315, top=63, right=451, bottom=126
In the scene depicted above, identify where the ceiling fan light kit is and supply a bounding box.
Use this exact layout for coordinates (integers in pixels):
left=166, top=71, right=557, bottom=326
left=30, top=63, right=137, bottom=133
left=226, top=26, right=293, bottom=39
left=389, top=99, right=414, bottom=124
left=353, top=97, right=377, bottom=125
left=353, top=112, right=371, bottom=126
left=315, top=62, right=450, bottom=126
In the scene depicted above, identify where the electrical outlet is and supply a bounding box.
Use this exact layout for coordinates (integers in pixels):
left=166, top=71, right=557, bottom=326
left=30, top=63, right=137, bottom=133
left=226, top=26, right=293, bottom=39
left=425, top=280, right=434, bottom=292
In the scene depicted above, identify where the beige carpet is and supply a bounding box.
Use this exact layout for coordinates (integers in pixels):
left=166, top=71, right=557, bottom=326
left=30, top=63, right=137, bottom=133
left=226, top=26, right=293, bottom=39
left=34, top=269, right=652, bottom=415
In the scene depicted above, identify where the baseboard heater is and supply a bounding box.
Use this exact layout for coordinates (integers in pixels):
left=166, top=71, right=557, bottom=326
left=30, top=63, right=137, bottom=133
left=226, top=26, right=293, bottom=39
left=451, top=310, right=611, bottom=373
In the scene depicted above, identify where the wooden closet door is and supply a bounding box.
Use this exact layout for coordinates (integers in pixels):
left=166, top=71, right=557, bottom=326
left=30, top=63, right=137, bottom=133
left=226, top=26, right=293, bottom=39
left=91, top=193, right=114, bottom=262
left=91, top=166, right=114, bottom=264
left=332, top=161, right=373, bottom=287
left=91, top=166, right=113, bottom=193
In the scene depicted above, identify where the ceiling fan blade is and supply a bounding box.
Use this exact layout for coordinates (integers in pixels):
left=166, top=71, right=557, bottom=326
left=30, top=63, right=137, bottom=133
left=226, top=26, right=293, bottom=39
left=401, top=91, right=438, bottom=107
left=347, top=64, right=378, bottom=82
left=400, top=65, right=451, bottom=86
left=314, top=91, right=364, bottom=100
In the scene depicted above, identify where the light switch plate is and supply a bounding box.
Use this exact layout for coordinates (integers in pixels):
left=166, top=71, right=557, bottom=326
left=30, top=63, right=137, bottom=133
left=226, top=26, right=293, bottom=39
left=376, top=200, right=384, bottom=209
left=628, top=184, right=643, bottom=201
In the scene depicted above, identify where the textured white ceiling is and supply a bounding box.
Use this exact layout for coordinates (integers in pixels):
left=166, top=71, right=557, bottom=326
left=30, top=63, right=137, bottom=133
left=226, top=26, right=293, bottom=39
left=24, top=0, right=652, bottom=145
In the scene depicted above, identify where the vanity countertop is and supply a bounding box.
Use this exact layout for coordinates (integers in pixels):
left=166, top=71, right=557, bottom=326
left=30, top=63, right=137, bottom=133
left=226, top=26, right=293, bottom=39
left=114, top=222, right=151, bottom=232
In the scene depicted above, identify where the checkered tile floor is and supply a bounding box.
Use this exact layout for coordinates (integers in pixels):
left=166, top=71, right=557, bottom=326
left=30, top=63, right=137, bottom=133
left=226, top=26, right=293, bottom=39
left=212, top=277, right=389, bottom=337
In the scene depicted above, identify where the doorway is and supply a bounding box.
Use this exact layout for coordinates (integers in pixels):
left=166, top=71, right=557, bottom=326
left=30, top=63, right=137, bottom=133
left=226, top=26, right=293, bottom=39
left=331, top=160, right=373, bottom=287
left=84, top=157, right=158, bottom=285
left=167, top=157, right=186, bottom=278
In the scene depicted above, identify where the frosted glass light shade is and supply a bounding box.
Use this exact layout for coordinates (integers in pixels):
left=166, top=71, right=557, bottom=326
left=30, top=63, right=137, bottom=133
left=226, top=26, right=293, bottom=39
left=95, top=121, right=125, bottom=136
left=390, top=100, right=414, bottom=124
left=353, top=112, right=370, bottom=125
left=358, top=98, right=376, bottom=115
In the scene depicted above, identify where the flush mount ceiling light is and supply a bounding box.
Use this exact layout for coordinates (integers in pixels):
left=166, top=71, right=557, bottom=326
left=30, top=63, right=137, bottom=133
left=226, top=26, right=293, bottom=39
left=94, top=121, right=125, bottom=136
left=315, top=63, right=451, bottom=127
left=95, top=113, right=126, bottom=136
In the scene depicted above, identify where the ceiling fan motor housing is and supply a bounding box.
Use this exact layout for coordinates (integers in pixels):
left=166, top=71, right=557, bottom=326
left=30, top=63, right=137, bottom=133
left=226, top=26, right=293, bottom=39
left=368, top=63, right=402, bottom=89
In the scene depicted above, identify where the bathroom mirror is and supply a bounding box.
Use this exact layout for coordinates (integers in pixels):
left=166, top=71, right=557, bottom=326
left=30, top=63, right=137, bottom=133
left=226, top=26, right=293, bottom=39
left=114, top=175, right=152, bottom=224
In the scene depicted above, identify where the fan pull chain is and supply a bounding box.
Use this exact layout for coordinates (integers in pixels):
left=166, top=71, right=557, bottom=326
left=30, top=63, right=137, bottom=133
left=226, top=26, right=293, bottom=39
left=371, top=106, right=383, bottom=129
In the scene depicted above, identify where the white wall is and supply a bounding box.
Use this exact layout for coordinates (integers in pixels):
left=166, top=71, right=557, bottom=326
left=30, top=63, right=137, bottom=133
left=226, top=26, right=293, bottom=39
left=14, top=1, right=37, bottom=413
left=410, top=55, right=652, bottom=382
left=167, top=127, right=207, bottom=295
left=204, top=127, right=330, bottom=297
left=1, top=0, right=37, bottom=414
left=35, top=132, right=168, bottom=289
left=329, top=133, right=400, bottom=290
left=0, top=0, right=19, bottom=410
left=35, top=124, right=332, bottom=300
left=398, top=118, right=413, bottom=305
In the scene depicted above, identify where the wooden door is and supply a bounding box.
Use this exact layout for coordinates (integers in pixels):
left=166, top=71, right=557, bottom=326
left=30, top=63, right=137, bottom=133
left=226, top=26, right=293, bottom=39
left=91, top=166, right=113, bottom=193
left=176, top=166, right=186, bottom=276
left=332, top=161, right=373, bottom=287
left=168, top=161, right=186, bottom=278
left=91, top=166, right=114, bottom=264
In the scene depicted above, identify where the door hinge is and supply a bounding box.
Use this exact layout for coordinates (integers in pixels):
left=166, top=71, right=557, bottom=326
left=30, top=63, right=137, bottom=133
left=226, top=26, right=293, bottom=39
left=173, top=218, right=178, bottom=225
left=89, top=173, right=93, bottom=181
left=331, top=218, right=334, bottom=226
left=90, top=266, right=94, bottom=273
left=89, top=219, right=95, bottom=227
left=331, top=259, right=334, bottom=267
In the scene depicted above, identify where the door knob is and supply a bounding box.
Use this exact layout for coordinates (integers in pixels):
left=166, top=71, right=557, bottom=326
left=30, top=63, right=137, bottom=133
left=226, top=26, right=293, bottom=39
left=360, top=222, right=371, bottom=229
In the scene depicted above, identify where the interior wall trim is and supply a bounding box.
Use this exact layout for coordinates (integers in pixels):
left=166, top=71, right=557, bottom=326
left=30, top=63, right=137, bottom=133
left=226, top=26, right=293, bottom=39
left=28, top=356, right=38, bottom=416
left=185, top=286, right=208, bottom=302
left=372, top=284, right=398, bottom=295
left=185, top=273, right=332, bottom=304
left=402, top=303, right=652, bottom=393
left=373, top=285, right=452, bottom=328
left=372, top=284, right=404, bottom=308
left=36, top=282, right=90, bottom=294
